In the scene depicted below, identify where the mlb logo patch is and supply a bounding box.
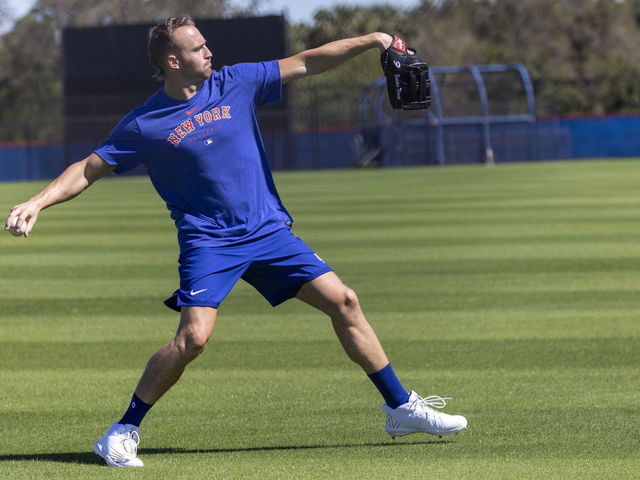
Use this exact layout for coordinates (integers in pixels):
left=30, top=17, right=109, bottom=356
left=204, top=138, right=213, bottom=145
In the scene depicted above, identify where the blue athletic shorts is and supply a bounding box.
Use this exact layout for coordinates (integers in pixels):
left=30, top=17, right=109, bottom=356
left=164, top=228, right=333, bottom=311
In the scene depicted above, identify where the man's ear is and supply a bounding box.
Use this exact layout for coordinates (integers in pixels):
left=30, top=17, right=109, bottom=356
left=167, top=54, right=180, bottom=72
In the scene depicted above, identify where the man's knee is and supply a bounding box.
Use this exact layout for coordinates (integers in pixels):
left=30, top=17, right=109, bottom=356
left=173, top=306, right=216, bottom=362
left=334, top=286, right=361, bottom=318
left=174, top=332, right=209, bottom=362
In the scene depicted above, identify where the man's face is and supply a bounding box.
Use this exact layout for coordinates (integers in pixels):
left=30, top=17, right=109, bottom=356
left=169, top=26, right=213, bottom=81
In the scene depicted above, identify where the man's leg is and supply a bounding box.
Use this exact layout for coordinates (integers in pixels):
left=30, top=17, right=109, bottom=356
left=295, top=271, right=388, bottom=374
left=296, top=272, right=408, bottom=407
left=296, top=271, right=467, bottom=438
left=94, top=306, right=217, bottom=467
left=134, top=305, right=217, bottom=404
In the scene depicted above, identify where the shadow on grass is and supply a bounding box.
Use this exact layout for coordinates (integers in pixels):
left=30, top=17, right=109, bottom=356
left=0, top=439, right=451, bottom=465
left=0, top=452, right=103, bottom=465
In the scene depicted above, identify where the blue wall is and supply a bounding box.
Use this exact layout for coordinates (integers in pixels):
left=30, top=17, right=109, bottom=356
left=1, top=114, right=639, bottom=182
left=376, top=114, right=640, bottom=165
left=293, top=130, right=358, bottom=169
left=0, top=144, right=66, bottom=182
left=544, top=115, right=640, bottom=159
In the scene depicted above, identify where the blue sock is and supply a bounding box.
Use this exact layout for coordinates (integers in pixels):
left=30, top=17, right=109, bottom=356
left=118, top=393, right=153, bottom=427
left=367, top=364, right=410, bottom=409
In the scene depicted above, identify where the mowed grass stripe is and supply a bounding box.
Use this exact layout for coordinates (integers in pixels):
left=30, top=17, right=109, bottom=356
left=1, top=159, right=640, bottom=478
left=1, top=337, right=637, bottom=371
left=2, top=309, right=638, bottom=344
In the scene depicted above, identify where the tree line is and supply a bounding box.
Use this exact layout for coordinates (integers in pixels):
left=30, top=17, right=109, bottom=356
left=290, top=0, right=640, bottom=126
left=1, top=0, right=639, bottom=142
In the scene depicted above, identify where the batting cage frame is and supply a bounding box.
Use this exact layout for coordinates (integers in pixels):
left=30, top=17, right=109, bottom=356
left=358, top=63, right=537, bottom=166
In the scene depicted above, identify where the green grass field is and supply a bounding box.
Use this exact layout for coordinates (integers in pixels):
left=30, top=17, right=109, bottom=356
left=1, top=159, right=639, bottom=479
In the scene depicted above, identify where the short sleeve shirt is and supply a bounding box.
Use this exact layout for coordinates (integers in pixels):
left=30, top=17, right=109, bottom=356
left=94, top=60, right=292, bottom=252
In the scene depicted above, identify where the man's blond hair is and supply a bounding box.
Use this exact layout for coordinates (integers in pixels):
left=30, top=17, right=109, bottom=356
left=147, top=16, right=196, bottom=81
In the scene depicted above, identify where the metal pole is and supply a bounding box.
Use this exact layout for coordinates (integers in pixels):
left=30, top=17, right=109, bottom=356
left=429, top=70, right=446, bottom=165
left=470, top=66, right=494, bottom=165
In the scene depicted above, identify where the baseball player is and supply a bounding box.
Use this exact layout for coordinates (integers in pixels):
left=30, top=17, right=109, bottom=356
left=4, top=16, right=466, bottom=467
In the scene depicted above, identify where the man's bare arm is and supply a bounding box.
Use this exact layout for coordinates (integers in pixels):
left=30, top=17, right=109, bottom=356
left=279, top=32, right=393, bottom=85
left=4, top=153, right=116, bottom=237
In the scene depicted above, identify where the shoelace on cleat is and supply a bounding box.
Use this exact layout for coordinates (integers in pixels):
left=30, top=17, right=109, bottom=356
left=120, top=430, right=140, bottom=455
left=410, top=395, right=452, bottom=412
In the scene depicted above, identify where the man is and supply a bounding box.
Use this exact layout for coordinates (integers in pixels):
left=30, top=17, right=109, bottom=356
left=4, top=16, right=467, bottom=467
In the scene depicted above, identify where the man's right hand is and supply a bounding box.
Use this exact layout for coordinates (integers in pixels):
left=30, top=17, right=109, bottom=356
left=5, top=200, right=42, bottom=237
left=4, top=153, right=116, bottom=238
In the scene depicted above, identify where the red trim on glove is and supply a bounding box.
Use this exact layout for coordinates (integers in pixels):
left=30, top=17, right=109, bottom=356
left=391, top=35, right=407, bottom=53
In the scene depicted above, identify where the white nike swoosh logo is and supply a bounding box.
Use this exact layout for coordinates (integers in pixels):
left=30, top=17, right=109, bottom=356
left=189, top=288, right=208, bottom=296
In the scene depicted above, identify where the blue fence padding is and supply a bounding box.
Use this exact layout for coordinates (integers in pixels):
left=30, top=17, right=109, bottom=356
left=547, top=115, right=640, bottom=159
left=377, top=125, right=433, bottom=167
left=293, top=130, right=358, bottom=169
left=378, top=122, right=559, bottom=165
left=378, top=122, right=552, bottom=165
left=0, top=144, right=66, bottom=182
left=489, top=123, right=536, bottom=163
left=1, top=114, right=639, bottom=182
left=534, top=122, right=573, bottom=160
left=375, top=115, right=640, bottom=165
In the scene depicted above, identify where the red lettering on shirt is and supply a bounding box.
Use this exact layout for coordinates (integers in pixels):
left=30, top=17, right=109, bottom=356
left=167, top=133, right=181, bottom=146
left=181, top=118, right=195, bottom=133
left=165, top=105, right=233, bottom=146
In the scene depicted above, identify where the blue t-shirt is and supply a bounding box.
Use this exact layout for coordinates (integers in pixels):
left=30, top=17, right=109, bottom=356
left=95, top=60, right=292, bottom=252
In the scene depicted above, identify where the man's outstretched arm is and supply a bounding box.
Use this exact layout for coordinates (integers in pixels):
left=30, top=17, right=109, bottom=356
left=279, top=32, right=393, bottom=85
left=4, top=153, right=116, bottom=237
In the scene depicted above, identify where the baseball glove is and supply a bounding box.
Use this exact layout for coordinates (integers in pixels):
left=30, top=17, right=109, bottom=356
left=380, top=35, right=431, bottom=110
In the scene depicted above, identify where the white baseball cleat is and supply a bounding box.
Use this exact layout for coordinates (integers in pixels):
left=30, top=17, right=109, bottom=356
left=93, top=422, right=144, bottom=467
left=382, top=391, right=468, bottom=438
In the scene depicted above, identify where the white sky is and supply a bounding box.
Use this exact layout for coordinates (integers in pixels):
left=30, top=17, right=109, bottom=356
left=243, top=0, right=419, bottom=22
left=6, top=0, right=33, bottom=19
left=6, top=0, right=420, bottom=25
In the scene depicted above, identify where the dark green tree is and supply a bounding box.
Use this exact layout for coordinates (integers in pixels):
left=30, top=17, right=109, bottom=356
left=411, top=0, right=640, bottom=115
